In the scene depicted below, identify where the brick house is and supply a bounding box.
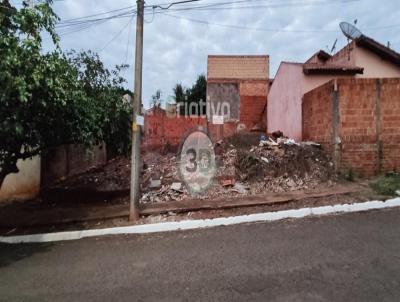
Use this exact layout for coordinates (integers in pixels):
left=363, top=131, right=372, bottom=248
left=206, top=55, right=269, bottom=130
left=267, top=35, right=400, bottom=140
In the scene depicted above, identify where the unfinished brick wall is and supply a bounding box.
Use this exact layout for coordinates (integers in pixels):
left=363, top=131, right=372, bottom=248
left=338, top=79, right=378, bottom=176
left=206, top=80, right=268, bottom=130
left=302, top=81, right=333, bottom=145
left=239, top=81, right=268, bottom=129
left=143, top=111, right=207, bottom=151
left=381, top=78, right=400, bottom=172
left=303, top=78, right=400, bottom=177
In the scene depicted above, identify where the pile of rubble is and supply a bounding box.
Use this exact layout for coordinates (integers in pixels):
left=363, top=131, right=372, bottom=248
left=233, top=136, right=335, bottom=193
left=139, top=132, right=336, bottom=204
left=53, top=130, right=336, bottom=205
left=140, top=153, right=189, bottom=203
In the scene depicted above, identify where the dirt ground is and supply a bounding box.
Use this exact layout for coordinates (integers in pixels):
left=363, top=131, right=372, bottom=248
left=0, top=182, right=388, bottom=236
left=0, top=132, right=391, bottom=236
left=45, top=132, right=338, bottom=205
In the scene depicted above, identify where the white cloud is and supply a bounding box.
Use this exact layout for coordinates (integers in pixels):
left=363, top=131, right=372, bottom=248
left=39, top=0, right=400, bottom=107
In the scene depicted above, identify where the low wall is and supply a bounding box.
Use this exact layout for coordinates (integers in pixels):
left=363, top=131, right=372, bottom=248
left=143, top=113, right=207, bottom=151
left=41, top=144, right=107, bottom=187
left=303, top=78, right=400, bottom=177
left=0, top=156, right=41, bottom=202
left=143, top=111, right=245, bottom=151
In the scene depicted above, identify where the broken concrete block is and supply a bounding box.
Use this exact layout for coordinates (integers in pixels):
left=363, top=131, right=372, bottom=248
left=171, top=182, right=183, bottom=192
left=221, top=178, right=235, bottom=187
left=232, top=182, right=248, bottom=194
left=149, top=178, right=161, bottom=189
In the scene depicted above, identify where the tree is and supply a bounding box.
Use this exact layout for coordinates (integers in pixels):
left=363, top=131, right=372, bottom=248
left=150, top=89, right=162, bottom=108
left=0, top=1, right=131, bottom=188
left=173, top=75, right=207, bottom=116
left=187, top=74, right=207, bottom=115
left=173, top=83, right=187, bottom=116
left=67, top=50, right=132, bottom=158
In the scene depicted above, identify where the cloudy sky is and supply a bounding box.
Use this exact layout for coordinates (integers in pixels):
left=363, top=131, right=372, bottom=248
left=16, top=0, right=400, bottom=107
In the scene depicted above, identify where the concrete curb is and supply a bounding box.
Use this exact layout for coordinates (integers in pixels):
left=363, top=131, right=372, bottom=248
left=1, top=198, right=400, bottom=244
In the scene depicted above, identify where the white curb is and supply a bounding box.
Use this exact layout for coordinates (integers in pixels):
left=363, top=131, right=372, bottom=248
left=1, top=198, right=400, bottom=244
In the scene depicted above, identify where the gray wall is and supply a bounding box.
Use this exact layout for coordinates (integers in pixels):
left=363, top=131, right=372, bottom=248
left=206, top=83, right=240, bottom=122
left=41, top=144, right=107, bottom=187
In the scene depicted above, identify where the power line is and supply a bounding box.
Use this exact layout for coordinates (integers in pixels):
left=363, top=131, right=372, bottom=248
left=33, top=0, right=400, bottom=38
left=124, top=15, right=135, bottom=64
left=160, top=0, right=360, bottom=12
left=160, top=12, right=339, bottom=33
left=57, top=5, right=135, bottom=25
left=56, top=9, right=135, bottom=28
left=98, top=17, right=133, bottom=53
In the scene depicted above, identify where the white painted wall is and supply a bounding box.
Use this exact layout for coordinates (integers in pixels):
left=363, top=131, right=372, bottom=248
left=0, top=156, right=41, bottom=202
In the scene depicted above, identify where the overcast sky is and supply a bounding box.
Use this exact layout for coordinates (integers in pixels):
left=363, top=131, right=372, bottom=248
left=23, top=0, right=400, bottom=107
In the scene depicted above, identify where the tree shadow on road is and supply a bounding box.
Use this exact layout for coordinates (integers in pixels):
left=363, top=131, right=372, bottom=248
left=0, top=243, right=53, bottom=268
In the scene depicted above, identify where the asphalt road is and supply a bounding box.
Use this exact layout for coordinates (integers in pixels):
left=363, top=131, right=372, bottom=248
left=1, top=208, right=400, bottom=302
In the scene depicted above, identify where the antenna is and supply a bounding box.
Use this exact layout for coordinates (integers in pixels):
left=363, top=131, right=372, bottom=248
left=340, top=22, right=363, bottom=40
left=330, top=38, right=338, bottom=54
left=340, top=22, right=363, bottom=61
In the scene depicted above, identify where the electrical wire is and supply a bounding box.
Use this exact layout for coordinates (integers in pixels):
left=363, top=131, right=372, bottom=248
left=124, top=15, right=135, bottom=65
left=98, top=17, right=133, bottom=53
left=159, top=11, right=339, bottom=33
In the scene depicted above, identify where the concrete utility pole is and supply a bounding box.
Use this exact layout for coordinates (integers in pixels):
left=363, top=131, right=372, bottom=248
left=129, top=0, right=200, bottom=221
left=129, top=0, right=145, bottom=221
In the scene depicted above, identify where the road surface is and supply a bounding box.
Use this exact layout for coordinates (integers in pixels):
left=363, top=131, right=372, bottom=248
left=1, top=208, right=400, bottom=301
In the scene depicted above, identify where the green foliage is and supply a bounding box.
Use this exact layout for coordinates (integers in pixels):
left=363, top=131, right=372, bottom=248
left=150, top=89, right=162, bottom=108
left=0, top=0, right=132, bottom=186
left=174, top=74, right=207, bottom=116
left=370, top=173, right=400, bottom=196
left=67, top=50, right=132, bottom=158
left=173, top=84, right=185, bottom=104
left=344, top=168, right=354, bottom=182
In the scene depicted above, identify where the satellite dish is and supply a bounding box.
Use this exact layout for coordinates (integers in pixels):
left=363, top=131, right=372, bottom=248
left=340, top=22, right=362, bottom=40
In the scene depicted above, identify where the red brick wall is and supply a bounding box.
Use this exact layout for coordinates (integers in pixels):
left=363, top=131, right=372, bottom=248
left=208, top=121, right=238, bottom=142
left=337, top=78, right=378, bottom=176
left=303, top=78, right=400, bottom=177
left=239, top=81, right=268, bottom=129
left=143, top=111, right=207, bottom=151
left=303, top=81, right=333, bottom=145
left=380, top=78, right=400, bottom=172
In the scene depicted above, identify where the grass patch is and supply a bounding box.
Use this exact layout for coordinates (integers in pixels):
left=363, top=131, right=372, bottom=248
left=370, top=173, right=400, bottom=196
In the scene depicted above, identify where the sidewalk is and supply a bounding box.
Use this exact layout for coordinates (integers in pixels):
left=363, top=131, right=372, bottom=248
left=0, top=182, right=375, bottom=236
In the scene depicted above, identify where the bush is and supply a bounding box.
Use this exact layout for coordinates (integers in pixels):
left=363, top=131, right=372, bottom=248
left=370, top=173, right=400, bottom=196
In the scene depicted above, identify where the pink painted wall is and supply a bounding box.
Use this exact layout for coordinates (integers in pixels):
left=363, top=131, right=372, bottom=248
left=354, top=46, right=400, bottom=78
left=267, top=63, right=304, bottom=140
left=267, top=63, right=350, bottom=140
left=327, top=41, right=400, bottom=78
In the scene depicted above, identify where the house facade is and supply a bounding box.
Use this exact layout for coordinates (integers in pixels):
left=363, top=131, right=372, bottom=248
left=207, top=55, right=269, bottom=130
left=267, top=35, right=400, bottom=140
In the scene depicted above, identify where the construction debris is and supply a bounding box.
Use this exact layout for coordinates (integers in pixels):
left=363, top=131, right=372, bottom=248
left=149, top=178, right=162, bottom=189
left=171, top=182, right=183, bottom=192
left=232, top=182, right=248, bottom=194
left=49, top=132, right=336, bottom=205
left=221, top=178, right=235, bottom=187
left=138, top=133, right=335, bottom=203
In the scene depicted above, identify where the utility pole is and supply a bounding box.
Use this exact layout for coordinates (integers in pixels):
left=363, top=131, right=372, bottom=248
left=129, top=0, right=200, bottom=221
left=129, top=0, right=144, bottom=221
